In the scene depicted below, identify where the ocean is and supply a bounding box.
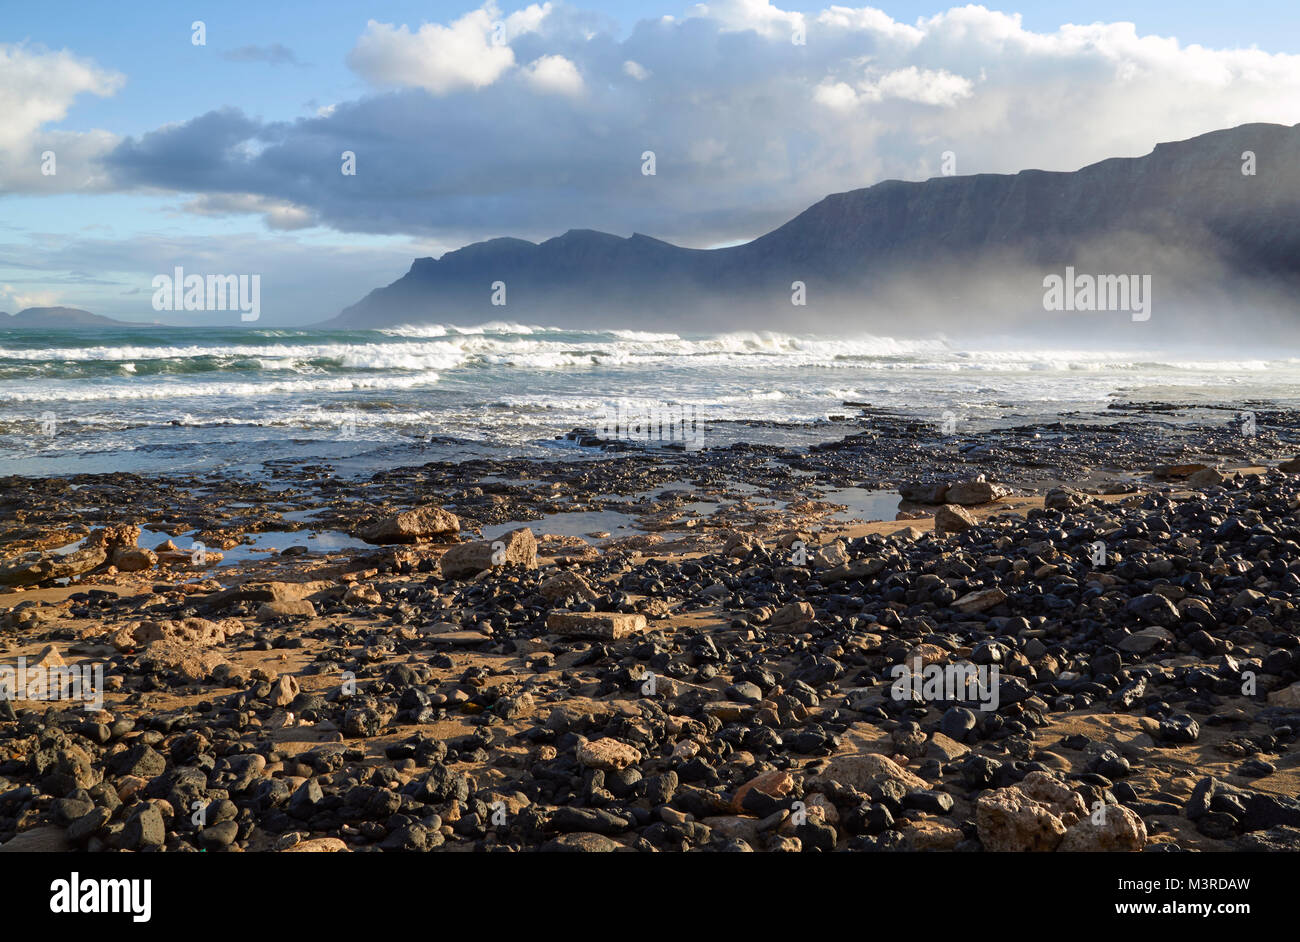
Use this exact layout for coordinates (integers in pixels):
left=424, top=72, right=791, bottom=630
left=2, top=322, right=1297, bottom=478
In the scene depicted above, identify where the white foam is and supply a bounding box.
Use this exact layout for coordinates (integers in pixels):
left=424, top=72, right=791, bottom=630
left=0, top=372, right=440, bottom=403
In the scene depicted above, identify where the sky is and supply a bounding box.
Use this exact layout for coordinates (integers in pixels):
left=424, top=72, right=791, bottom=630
left=2, top=0, right=1299, bottom=325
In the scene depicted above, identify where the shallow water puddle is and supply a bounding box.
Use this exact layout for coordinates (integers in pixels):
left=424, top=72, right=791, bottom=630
left=823, top=487, right=903, bottom=523
left=54, top=523, right=371, bottom=567
left=479, top=509, right=638, bottom=544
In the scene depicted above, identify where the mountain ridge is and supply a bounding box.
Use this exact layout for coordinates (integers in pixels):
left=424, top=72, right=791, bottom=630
left=324, top=122, right=1300, bottom=335
left=3, top=306, right=143, bottom=328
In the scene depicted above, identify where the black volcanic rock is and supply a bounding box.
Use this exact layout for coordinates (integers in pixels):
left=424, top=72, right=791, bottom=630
left=325, top=122, right=1300, bottom=335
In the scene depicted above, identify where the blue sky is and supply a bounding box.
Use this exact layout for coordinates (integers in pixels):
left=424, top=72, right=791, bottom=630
left=3, top=1, right=1298, bottom=324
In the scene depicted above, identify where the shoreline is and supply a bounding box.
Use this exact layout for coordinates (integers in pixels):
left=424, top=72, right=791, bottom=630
left=1, top=405, right=1300, bottom=852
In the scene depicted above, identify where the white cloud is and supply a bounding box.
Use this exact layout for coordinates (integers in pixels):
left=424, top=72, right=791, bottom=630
left=0, top=284, right=61, bottom=311
left=812, top=80, right=858, bottom=110
left=691, top=0, right=803, bottom=38
left=347, top=2, right=558, bottom=95
left=501, top=2, right=556, bottom=41
left=815, top=6, right=923, bottom=45
left=0, top=43, right=124, bottom=193
left=347, top=6, right=517, bottom=94
left=0, top=43, right=123, bottom=153
left=86, top=3, right=1300, bottom=250
left=522, top=55, right=583, bottom=95
left=861, top=66, right=974, bottom=106
left=181, top=193, right=318, bottom=230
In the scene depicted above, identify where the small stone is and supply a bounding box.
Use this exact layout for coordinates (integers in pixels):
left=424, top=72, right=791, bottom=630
left=538, top=571, right=599, bottom=602
left=269, top=675, right=300, bottom=707
left=900, top=819, right=964, bottom=851
left=1118, top=626, right=1174, bottom=654
left=927, top=732, right=969, bottom=761
left=1126, top=594, right=1180, bottom=627
left=198, top=820, right=239, bottom=850
left=123, top=805, right=166, bottom=850
left=1267, top=683, right=1300, bottom=708
left=577, top=738, right=641, bottom=772
left=952, top=587, right=1007, bottom=614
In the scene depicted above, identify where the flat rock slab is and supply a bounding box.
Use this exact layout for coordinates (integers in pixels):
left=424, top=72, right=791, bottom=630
left=201, top=580, right=330, bottom=611
left=280, top=837, right=349, bottom=852
left=0, top=825, right=70, bottom=852
left=952, top=587, right=1008, bottom=613
left=256, top=599, right=317, bottom=621
left=1153, top=463, right=1208, bottom=480
left=422, top=630, right=493, bottom=645
left=0, top=546, right=106, bottom=588
left=546, top=611, right=646, bottom=640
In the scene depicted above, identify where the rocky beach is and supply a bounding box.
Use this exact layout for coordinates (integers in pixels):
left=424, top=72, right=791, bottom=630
left=2, top=403, right=1299, bottom=853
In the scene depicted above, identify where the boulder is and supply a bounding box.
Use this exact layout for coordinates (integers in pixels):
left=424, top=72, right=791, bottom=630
left=135, top=642, right=229, bottom=683
left=934, top=504, right=976, bottom=535
left=728, top=771, right=795, bottom=813
left=110, top=546, right=157, bottom=572
left=946, top=480, right=1011, bottom=505
left=812, top=541, right=849, bottom=570
left=1186, top=467, right=1225, bottom=488
left=84, top=524, right=141, bottom=552
left=269, top=675, right=300, bottom=708
left=1126, top=593, right=1181, bottom=627
left=975, top=772, right=1087, bottom=852
left=357, top=506, right=460, bottom=544
left=817, top=557, right=887, bottom=584
left=1058, top=804, right=1147, bottom=852
left=111, top=617, right=243, bottom=651
left=1043, top=487, right=1090, bottom=512
left=576, top=738, right=641, bottom=772
left=256, top=599, right=317, bottom=621
left=342, top=584, right=381, bottom=606
left=769, top=601, right=816, bottom=629
left=440, top=527, right=537, bottom=579
left=899, top=482, right=950, bottom=504
left=812, top=753, right=928, bottom=793
left=539, top=571, right=599, bottom=603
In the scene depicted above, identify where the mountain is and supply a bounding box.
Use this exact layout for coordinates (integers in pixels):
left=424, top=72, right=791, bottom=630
left=3, top=307, right=141, bottom=328
left=324, top=123, right=1300, bottom=337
